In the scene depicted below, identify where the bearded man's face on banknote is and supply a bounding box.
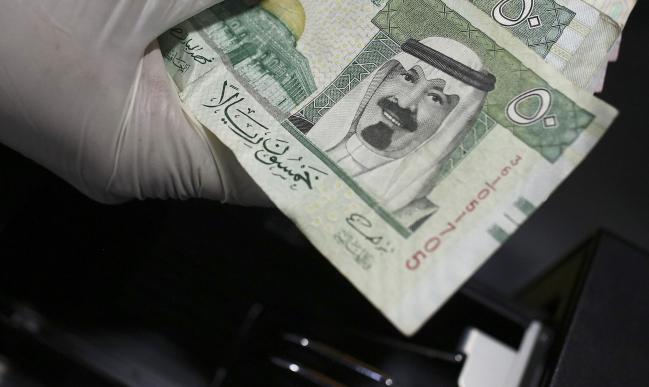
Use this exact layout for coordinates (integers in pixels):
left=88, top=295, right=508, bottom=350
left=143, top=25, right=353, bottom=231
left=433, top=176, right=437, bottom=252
left=355, top=62, right=460, bottom=158
left=306, top=37, right=496, bottom=229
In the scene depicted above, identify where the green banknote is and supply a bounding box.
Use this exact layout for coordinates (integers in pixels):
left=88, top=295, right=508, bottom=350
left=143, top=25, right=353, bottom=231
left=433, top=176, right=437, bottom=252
left=467, top=0, right=621, bottom=89
left=160, top=0, right=624, bottom=99
left=582, top=0, right=636, bottom=91
left=159, top=0, right=617, bottom=335
left=584, top=0, right=636, bottom=25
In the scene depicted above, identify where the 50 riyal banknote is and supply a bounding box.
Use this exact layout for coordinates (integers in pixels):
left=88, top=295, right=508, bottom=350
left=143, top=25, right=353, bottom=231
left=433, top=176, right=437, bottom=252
left=159, top=0, right=617, bottom=335
left=585, top=0, right=636, bottom=25
left=582, top=0, right=636, bottom=91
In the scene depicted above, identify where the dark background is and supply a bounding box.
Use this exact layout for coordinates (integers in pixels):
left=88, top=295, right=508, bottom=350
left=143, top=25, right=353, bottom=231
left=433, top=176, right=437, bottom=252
left=0, top=0, right=647, bottom=320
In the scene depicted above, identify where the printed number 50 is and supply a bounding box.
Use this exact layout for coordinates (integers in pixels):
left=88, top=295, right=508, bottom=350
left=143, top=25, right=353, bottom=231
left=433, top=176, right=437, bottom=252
left=506, top=88, right=552, bottom=125
left=492, top=0, right=534, bottom=27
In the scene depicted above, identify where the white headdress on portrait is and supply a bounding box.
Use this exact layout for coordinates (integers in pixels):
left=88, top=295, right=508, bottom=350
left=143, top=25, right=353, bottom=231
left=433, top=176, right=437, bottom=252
left=307, top=37, right=492, bottom=212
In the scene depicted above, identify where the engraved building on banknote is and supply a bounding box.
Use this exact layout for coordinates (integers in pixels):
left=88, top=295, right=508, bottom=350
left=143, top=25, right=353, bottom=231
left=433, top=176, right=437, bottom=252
left=194, top=0, right=316, bottom=112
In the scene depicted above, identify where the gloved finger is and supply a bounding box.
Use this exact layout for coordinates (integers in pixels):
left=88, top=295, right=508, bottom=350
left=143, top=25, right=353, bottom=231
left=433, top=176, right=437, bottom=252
left=136, top=0, right=224, bottom=46
left=108, top=40, right=271, bottom=206
left=6, top=1, right=222, bottom=57
left=203, top=129, right=274, bottom=207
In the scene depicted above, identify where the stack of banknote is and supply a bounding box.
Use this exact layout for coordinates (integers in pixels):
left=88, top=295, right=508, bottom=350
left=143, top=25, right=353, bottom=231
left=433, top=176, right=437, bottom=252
left=158, top=0, right=636, bottom=335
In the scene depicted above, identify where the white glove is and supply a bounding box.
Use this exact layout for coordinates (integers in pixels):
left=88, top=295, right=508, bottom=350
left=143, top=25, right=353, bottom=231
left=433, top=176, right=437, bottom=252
left=0, top=0, right=268, bottom=205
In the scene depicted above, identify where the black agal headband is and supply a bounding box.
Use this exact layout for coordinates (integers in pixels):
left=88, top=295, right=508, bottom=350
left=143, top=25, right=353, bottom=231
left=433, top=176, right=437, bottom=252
left=401, top=38, right=496, bottom=92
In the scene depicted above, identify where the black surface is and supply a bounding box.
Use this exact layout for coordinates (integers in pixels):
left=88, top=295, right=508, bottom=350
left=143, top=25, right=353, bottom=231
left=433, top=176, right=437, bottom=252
left=548, top=234, right=649, bottom=387
left=0, top=177, right=535, bottom=386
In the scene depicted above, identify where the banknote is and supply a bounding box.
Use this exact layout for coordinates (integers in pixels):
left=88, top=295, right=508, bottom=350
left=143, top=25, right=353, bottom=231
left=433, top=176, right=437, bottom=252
left=589, top=62, right=608, bottom=92
left=581, top=0, right=635, bottom=90
left=160, top=0, right=624, bottom=104
left=467, top=0, right=622, bottom=89
left=584, top=0, right=636, bottom=25
left=159, top=0, right=617, bottom=335
left=609, top=36, right=622, bottom=62
left=595, top=0, right=634, bottom=67
left=588, top=36, right=621, bottom=92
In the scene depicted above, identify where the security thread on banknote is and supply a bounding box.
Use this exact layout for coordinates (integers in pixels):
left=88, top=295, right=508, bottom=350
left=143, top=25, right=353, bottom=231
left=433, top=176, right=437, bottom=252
left=159, top=0, right=617, bottom=335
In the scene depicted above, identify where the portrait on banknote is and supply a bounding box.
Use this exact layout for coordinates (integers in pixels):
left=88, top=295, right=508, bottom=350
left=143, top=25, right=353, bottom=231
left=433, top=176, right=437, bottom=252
left=306, top=37, right=496, bottom=230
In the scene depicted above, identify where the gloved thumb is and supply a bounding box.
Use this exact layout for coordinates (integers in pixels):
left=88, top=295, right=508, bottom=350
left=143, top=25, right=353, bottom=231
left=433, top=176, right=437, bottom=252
left=136, top=0, right=223, bottom=46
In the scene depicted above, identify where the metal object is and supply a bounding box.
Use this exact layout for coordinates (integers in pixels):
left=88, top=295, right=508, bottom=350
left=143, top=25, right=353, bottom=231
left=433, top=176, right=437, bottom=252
left=283, top=333, right=397, bottom=386
left=270, top=356, right=347, bottom=387
left=458, top=321, right=549, bottom=387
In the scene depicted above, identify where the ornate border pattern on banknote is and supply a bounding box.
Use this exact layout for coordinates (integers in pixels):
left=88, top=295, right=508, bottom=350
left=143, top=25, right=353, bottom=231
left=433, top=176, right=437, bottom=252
left=468, top=0, right=576, bottom=58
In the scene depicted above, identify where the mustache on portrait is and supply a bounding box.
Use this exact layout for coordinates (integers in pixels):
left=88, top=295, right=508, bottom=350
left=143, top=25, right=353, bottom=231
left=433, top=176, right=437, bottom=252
left=360, top=97, right=418, bottom=151
left=378, top=97, right=417, bottom=132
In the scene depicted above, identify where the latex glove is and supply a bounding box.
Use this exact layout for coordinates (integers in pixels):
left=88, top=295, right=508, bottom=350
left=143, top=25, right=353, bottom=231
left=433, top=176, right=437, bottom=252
left=0, top=0, right=267, bottom=205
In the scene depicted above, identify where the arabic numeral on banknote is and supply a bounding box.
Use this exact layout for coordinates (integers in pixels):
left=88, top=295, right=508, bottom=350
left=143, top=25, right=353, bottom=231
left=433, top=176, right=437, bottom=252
left=491, top=0, right=535, bottom=27
left=470, top=0, right=576, bottom=58
left=506, top=88, right=553, bottom=125
left=470, top=0, right=622, bottom=89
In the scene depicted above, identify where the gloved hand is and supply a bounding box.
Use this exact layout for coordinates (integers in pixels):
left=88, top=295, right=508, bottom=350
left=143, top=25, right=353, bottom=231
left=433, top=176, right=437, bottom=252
left=0, top=0, right=268, bottom=205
